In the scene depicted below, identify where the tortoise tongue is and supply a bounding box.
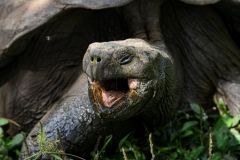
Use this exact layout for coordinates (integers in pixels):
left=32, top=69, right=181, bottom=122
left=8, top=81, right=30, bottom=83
left=102, top=90, right=124, bottom=107
left=88, top=78, right=138, bottom=107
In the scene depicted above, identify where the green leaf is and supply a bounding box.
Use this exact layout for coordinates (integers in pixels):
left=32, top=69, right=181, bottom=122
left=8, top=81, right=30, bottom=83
left=230, top=128, right=240, bottom=143
left=211, top=152, right=222, bottom=160
left=181, top=121, right=198, bottom=132
left=0, top=146, right=8, bottom=156
left=7, top=133, right=23, bottom=150
left=190, top=146, right=204, bottom=158
left=177, top=148, right=186, bottom=155
left=123, top=140, right=131, bottom=148
left=99, top=135, right=112, bottom=157
left=0, top=127, right=3, bottom=135
left=190, top=103, right=201, bottom=115
left=90, top=151, right=96, bottom=158
left=133, top=150, right=144, bottom=159
left=170, top=132, right=179, bottom=141
left=228, top=136, right=240, bottom=148
left=222, top=115, right=233, bottom=128
left=212, top=117, right=230, bottom=131
left=181, top=130, right=194, bottom=138
left=216, top=130, right=228, bottom=150
left=118, top=133, right=131, bottom=149
left=216, top=98, right=232, bottom=117
left=218, top=98, right=225, bottom=107
left=0, top=118, right=8, bottom=126
left=169, top=152, right=178, bottom=159
left=156, top=146, right=176, bottom=153
left=232, top=115, right=240, bottom=127
left=51, top=154, right=62, bottom=160
left=14, top=149, right=21, bottom=156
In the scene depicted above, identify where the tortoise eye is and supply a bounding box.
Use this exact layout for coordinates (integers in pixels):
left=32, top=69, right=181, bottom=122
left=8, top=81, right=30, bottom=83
left=120, top=55, right=132, bottom=65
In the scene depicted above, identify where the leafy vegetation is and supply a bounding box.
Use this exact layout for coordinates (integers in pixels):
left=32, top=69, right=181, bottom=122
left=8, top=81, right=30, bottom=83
left=0, top=118, right=23, bottom=160
left=101, top=98, right=240, bottom=160
left=1, top=98, right=240, bottom=160
left=90, top=135, right=113, bottom=160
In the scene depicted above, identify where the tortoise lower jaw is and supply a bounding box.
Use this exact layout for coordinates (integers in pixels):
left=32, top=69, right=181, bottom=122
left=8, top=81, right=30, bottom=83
left=88, top=77, right=157, bottom=120
left=88, top=77, right=138, bottom=107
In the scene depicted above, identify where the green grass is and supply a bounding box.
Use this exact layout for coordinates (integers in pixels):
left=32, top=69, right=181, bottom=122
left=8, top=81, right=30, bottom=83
left=1, top=98, right=240, bottom=160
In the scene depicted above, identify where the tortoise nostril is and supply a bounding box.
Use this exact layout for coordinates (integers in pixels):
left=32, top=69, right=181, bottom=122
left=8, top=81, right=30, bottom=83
left=90, top=56, right=102, bottom=63
left=91, top=56, right=94, bottom=62
left=97, top=57, right=101, bottom=62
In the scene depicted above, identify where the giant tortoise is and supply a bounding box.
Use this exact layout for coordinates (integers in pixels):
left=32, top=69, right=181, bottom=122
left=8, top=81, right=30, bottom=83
left=0, top=0, right=240, bottom=159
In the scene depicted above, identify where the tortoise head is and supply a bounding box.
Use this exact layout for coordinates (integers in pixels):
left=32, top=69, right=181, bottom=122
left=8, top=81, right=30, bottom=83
left=83, top=39, right=176, bottom=121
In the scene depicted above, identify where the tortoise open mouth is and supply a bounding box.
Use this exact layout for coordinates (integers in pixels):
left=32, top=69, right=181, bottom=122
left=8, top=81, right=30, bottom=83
left=88, top=77, right=138, bottom=107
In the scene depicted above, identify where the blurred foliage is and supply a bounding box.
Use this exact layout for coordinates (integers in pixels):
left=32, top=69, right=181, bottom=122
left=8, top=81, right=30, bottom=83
left=0, top=118, right=23, bottom=160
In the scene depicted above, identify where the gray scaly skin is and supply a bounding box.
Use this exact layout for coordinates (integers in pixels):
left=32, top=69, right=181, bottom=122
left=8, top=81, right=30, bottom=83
left=83, top=39, right=178, bottom=124
left=0, top=0, right=239, bottom=159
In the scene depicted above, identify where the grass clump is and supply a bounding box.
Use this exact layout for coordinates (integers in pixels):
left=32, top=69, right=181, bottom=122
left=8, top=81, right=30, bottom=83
left=24, top=122, right=85, bottom=160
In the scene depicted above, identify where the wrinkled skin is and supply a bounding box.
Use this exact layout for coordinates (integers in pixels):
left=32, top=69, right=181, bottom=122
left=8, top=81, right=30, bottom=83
left=1, top=9, right=140, bottom=159
left=0, top=0, right=240, bottom=159
left=82, top=39, right=176, bottom=121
